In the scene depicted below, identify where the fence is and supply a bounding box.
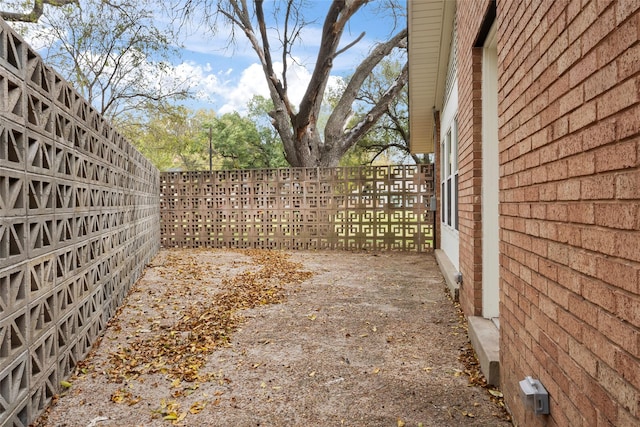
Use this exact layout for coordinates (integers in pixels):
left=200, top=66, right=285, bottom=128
left=0, top=20, right=159, bottom=426
left=160, top=165, right=435, bottom=252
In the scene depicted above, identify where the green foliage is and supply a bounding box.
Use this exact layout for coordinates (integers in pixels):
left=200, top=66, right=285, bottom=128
left=210, top=105, right=288, bottom=170
left=119, top=107, right=215, bottom=172
left=119, top=99, right=288, bottom=172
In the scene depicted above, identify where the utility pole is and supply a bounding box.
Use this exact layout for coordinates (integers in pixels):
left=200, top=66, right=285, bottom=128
left=208, top=125, right=213, bottom=173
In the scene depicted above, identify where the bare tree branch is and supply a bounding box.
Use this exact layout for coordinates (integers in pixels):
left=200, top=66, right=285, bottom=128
left=339, top=62, right=408, bottom=152
left=325, top=28, right=407, bottom=147
left=1, top=0, right=78, bottom=22
left=334, top=31, right=365, bottom=57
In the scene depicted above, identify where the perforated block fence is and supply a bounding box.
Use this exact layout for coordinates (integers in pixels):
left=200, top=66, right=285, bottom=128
left=160, top=165, right=435, bottom=252
left=0, top=20, right=160, bottom=426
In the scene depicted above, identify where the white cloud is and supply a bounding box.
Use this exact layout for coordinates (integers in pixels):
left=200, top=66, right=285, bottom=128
left=168, top=57, right=346, bottom=116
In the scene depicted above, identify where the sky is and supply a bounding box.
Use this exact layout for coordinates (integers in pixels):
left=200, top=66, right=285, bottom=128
left=5, top=0, right=405, bottom=116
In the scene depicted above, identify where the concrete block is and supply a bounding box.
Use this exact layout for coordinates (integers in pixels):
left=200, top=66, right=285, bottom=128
left=468, top=316, right=500, bottom=386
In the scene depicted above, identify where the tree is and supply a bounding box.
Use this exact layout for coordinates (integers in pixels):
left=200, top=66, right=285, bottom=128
left=349, top=58, right=431, bottom=165
left=206, top=96, right=289, bottom=170
left=121, top=107, right=215, bottom=172
left=176, top=0, right=408, bottom=167
left=1, top=0, right=77, bottom=22
left=6, top=0, right=189, bottom=122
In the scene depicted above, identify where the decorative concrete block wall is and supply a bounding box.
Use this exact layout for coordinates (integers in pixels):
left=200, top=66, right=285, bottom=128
left=0, top=19, right=159, bottom=426
left=160, top=165, right=435, bottom=252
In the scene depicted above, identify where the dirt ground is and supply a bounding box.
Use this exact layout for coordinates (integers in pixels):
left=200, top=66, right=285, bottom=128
left=35, top=249, right=511, bottom=427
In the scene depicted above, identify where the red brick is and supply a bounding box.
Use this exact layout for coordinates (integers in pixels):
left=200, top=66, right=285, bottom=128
left=616, top=102, right=640, bottom=140
left=547, top=203, right=569, bottom=221
left=539, top=220, right=558, bottom=239
left=568, top=0, right=598, bottom=43
left=558, top=133, right=583, bottom=158
left=567, top=151, right=596, bottom=177
left=617, top=42, right=640, bottom=81
left=598, top=309, right=639, bottom=355
left=568, top=101, right=597, bottom=132
left=558, top=265, right=582, bottom=293
left=584, top=5, right=616, bottom=55
left=582, top=276, right=617, bottom=312
left=580, top=174, right=615, bottom=199
left=568, top=48, right=598, bottom=88
left=614, top=229, right=640, bottom=263
left=615, top=291, right=640, bottom=328
left=548, top=241, right=570, bottom=264
left=584, top=61, right=618, bottom=101
left=568, top=202, right=595, bottom=224
left=583, top=226, right=618, bottom=258
left=551, top=116, right=569, bottom=140
left=595, top=256, right=639, bottom=293
left=582, top=369, right=619, bottom=424
left=615, top=169, right=640, bottom=199
left=559, top=84, right=585, bottom=115
left=615, top=349, right=640, bottom=390
left=548, top=280, right=570, bottom=309
left=594, top=202, right=637, bottom=230
left=547, top=159, right=569, bottom=181
left=598, top=361, right=638, bottom=415
left=568, top=293, right=599, bottom=328
left=582, top=323, right=617, bottom=367
left=615, top=0, right=640, bottom=25
left=596, top=77, right=639, bottom=120
left=568, top=336, right=598, bottom=376
left=557, top=223, right=582, bottom=246
left=538, top=182, right=557, bottom=200
left=568, top=248, right=597, bottom=277
left=597, top=13, right=638, bottom=67
left=595, top=140, right=638, bottom=172
left=557, top=179, right=581, bottom=200
left=581, top=117, right=616, bottom=150
left=558, top=309, right=584, bottom=341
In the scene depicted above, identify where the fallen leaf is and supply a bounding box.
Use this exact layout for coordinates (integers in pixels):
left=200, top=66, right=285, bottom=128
left=163, top=413, right=178, bottom=421
left=60, top=380, right=72, bottom=388
left=372, top=367, right=381, bottom=374
left=189, top=402, right=206, bottom=414
left=397, top=419, right=405, bottom=427
left=309, top=371, right=316, bottom=377
left=307, top=314, right=317, bottom=321
left=488, top=389, right=504, bottom=398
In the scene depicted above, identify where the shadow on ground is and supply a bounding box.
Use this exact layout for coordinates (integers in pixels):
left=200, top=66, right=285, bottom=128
left=36, top=249, right=511, bottom=427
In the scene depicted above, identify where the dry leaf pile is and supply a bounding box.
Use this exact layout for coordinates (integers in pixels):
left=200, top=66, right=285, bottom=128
left=106, top=249, right=312, bottom=387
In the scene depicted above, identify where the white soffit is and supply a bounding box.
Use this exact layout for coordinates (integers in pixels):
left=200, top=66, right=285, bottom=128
left=408, top=0, right=455, bottom=154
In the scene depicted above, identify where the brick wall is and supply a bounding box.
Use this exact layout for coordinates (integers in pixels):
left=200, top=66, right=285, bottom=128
left=0, top=19, right=159, bottom=426
left=456, top=0, right=492, bottom=317
left=498, top=0, right=639, bottom=425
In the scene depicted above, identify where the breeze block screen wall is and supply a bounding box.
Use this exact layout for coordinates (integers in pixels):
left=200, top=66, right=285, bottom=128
left=160, top=165, right=435, bottom=252
left=0, top=19, right=160, bottom=426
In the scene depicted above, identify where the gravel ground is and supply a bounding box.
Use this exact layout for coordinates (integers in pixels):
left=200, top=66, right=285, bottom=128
left=35, top=249, right=511, bottom=427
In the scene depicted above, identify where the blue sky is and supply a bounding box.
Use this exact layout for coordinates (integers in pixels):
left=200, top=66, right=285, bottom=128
left=7, top=0, right=406, bottom=115
left=167, top=1, right=406, bottom=114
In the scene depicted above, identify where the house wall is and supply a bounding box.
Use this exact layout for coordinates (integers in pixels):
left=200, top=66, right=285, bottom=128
left=456, top=0, right=493, bottom=317
left=497, top=0, right=640, bottom=425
